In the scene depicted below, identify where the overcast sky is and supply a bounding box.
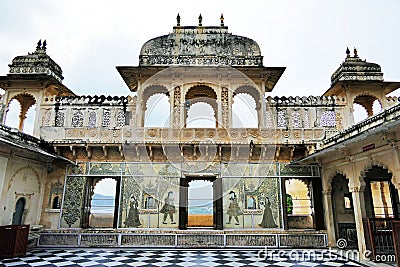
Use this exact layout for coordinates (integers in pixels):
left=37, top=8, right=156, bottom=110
left=1, top=0, right=400, bottom=97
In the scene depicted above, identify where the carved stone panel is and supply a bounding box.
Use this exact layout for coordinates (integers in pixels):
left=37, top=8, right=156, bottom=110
left=173, top=87, right=181, bottom=128
left=38, top=234, right=79, bottom=246
left=226, top=235, right=277, bottom=247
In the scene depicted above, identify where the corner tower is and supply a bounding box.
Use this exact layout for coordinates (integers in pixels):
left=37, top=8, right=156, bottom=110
left=0, top=40, right=73, bottom=136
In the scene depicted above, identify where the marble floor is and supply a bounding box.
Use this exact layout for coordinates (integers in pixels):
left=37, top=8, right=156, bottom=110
left=0, top=248, right=366, bottom=267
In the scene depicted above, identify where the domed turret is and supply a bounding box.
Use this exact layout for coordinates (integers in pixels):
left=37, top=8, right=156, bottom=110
left=139, top=14, right=263, bottom=67
left=330, top=47, right=383, bottom=85
left=8, top=40, right=64, bottom=82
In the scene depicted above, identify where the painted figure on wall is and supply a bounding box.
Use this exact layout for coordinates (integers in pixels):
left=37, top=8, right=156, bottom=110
left=160, top=191, right=176, bottom=224
left=125, top=195, right=141, bottom=227
left=226, top=191, right=242, bottom=225
left=259, top=197, right=277, bottom=228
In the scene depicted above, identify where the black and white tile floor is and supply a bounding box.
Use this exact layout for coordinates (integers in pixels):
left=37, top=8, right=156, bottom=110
left=0, top=248, right=365, bottom=267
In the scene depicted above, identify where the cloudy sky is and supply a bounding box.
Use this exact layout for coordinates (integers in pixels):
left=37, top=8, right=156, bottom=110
left=1, top=0, right=400, bottom=97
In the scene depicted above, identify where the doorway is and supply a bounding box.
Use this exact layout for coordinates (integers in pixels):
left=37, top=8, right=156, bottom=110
left=81, top=177, right=121, bottom=228
left=12, top=197, right=26, bottom=225
left=179, top=176, right=223, bottom=230
left=364, top=166, right=399, bottom=219
left=188, top=180, right=213, bottom=227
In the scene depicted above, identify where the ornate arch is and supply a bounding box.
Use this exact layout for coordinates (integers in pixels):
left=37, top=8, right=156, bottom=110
left=233, top=85, right=262, bottom=110
left=185, top=85, right=218, bottom=124
left=7, top=92, right=37, bottom=108
left=352, top=94, right=382, bottom=117
left=141, top=85, right=169, bottom=107
left=360, top=161, right=393, bottom=181
left=7, top=166, right=41, bottom=192
left=325, top=169, right=351, bottom=192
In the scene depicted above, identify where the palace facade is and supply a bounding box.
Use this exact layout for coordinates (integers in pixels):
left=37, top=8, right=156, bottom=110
left=0, top=16, right=399, bottom=253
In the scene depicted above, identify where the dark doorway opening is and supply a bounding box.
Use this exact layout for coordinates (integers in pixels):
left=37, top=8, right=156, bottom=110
left=12, top=197, right=26, bottom=225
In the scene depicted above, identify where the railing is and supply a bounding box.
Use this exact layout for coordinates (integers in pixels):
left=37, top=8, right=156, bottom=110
left=363, top=218, right=400, bottom=265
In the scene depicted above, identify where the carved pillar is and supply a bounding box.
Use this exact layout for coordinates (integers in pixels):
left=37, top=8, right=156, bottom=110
left=350, top=184, right=368, bottom=257
left=172, top=86, right=181, bottom=128
left=323, top=189, right=336, bottom=247
left=221, top=87, right=229, bottom=128
left=259, top=97, right=266, bottom=127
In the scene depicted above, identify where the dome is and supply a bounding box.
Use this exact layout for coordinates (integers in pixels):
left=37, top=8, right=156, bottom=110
left=8, top=40, right=64, bottom=82
left=331, top=48, right=383, bottom=85
left=139, top=25, right=263, bottom=67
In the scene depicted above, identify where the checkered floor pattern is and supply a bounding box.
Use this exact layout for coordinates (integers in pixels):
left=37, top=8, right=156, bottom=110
left=0, top=249, right=364, bottom=267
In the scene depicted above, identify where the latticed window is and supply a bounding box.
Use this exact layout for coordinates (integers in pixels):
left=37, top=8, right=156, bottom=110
left=42, top=110, right=51, bottom=126
left=291, top=110, right=301, bottom=128
left=88, top=111, right=97, bottom=128
left=102, top=109, right=111, bottom=127
left=277, top=110, right=287, bottom=128
left=55, top=111, right=65, bottom=127
left=116, top=110, right=126, bottom=128
left=303, top=109, right=310, bottom=128
left=265, top=111, right=273, bottom=128
left=71, top=110, right=84, bottom=127
left=320, top=110, right=336, bottom=127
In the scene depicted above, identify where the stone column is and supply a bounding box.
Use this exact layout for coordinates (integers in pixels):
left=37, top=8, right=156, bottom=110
left=172, top=86, right=182, bottom=128
left=220, top=87, right=229, bottom=128
left=322, top=189, right=336, bottom=247
left=350, top=185, right=368, bottom=257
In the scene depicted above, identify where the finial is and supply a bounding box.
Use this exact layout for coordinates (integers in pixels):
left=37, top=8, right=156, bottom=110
left=220, top=13, right=224, bottom=26
left=43, top=40, right=47, bottom=50
left=176, top=13, right=181, bottom=26
left=354, top=47, right=358, bottom=58
left=37, top=39, right=42, bottom=50
left=198, top=13, right=202, bottom=26
left=346, top=47, right=350, bottom=58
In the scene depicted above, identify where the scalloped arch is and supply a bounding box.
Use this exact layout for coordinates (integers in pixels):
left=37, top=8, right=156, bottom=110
left=8, top=166, right=41, bottom=192
left=141, top=85, right=169, bottom=106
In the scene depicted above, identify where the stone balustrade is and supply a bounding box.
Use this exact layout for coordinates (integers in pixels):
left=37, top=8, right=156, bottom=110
left=322, top=103, right=400, bottom=148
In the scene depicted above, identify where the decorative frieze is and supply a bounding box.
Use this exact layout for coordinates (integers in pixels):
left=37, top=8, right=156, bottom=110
left=279, top=234, right=327, bottom=247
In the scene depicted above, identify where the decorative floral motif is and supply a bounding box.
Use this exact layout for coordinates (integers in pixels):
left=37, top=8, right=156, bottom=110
left=61, top=176, right=85, bottom=227
left=116, top=110, right=126, bottom=128
left=88, top=111, right=96, bottom=128
left=277, top=110, right=287, bottom=128
left=265, top=111, right=273, bottom=128
left=291, top=110, right=301, bottom=128
left=173, top=87, right=181, bottom=128
left=102, top=109, right=111, bottom=127
left=71, top=110, right=84, bottom=127
left=42, top=109, right=51, bottom=126
left=55, top=111, right=65, bottom=127
left=221, top=87, right=229, bottom=127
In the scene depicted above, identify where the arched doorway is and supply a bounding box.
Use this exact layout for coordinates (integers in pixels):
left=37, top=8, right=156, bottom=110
left=364, top=166, right=399, bottom=219
left=331, top=174, right=357, bottom=248
left=81, top=177, right=121, bottom=228
left=12, top=197, right=26, bottom=225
